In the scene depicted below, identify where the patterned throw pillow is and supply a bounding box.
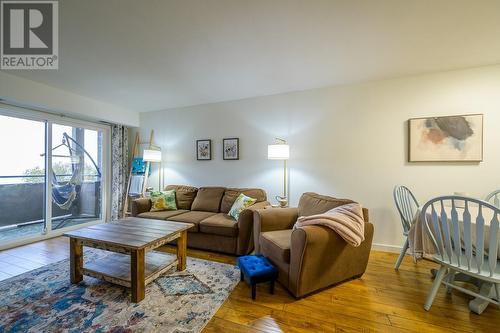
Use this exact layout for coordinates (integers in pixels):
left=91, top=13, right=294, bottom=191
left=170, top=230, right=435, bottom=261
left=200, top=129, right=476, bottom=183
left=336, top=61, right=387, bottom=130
left=228, top=193, right=257, bottom=220
left=150, top=190, right=177, bottom=212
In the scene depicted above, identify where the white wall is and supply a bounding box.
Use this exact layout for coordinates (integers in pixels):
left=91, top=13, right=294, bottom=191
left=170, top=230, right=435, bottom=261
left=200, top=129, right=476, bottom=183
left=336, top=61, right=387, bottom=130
left=137, top=65, right=500, bottom=249
left=0, top=72, right=139, bottom=126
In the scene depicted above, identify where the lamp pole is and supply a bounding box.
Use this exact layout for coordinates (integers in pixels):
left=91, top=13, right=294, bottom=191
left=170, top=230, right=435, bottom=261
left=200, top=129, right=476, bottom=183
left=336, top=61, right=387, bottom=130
left=143, top=147, right=162, bottom=191
left=283, top=159, right=287, bottom=199
left=268, top=138, right=289, bottom=207
left=159, top=160, right=162, bottom=191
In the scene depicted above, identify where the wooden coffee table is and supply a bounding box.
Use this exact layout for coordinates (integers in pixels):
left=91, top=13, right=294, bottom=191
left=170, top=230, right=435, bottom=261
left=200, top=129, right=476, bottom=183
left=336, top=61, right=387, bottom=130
left=64, top=218, right=193, bottom=302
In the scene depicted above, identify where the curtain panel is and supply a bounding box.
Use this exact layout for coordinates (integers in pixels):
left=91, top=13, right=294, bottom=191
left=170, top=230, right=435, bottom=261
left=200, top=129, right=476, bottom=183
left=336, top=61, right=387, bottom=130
left=110, top=125, right=129, bottom=220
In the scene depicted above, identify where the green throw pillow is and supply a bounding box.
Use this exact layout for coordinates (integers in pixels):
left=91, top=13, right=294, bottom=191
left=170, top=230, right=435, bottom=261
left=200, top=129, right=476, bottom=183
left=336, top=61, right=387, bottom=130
left=228, top=193, right=257, bottom=220
left=150, top=190, right=177, bottom=212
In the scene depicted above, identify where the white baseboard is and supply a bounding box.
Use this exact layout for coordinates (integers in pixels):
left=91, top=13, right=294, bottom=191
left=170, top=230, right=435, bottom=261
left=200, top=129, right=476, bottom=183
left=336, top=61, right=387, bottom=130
left=372, top=243, right=402, bottom=253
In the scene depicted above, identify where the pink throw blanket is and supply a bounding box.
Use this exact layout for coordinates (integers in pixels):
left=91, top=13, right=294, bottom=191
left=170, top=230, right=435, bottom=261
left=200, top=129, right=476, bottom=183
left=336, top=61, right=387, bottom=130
left=294, top=203, right=365, bottom=247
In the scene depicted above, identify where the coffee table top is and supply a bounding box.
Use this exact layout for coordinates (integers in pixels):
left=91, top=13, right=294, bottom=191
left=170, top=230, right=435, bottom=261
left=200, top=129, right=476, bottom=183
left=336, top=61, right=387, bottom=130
left=64, top=218, right=193, bottom=250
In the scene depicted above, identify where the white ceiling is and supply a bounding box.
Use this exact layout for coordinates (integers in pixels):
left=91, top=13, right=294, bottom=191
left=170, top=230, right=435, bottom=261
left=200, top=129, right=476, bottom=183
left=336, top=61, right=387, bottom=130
left=4, top=0, right=500, bottom=112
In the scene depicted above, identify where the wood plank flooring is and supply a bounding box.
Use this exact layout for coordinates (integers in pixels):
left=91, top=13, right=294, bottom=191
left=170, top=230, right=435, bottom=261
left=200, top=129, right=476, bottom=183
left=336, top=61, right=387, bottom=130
left=0, top=237, right=498, bottom=332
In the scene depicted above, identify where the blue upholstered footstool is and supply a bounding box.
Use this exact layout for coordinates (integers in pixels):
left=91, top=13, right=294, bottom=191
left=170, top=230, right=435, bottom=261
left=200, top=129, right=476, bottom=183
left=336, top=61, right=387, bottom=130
left=237, top=255, right=278, bottom=300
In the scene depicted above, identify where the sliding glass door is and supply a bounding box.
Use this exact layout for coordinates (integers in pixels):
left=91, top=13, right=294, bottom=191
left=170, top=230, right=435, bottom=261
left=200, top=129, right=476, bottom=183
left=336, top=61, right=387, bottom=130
left=0, top=115, right=47, bottom=243
left=50, top=123, right=103, bottom=230
left=0, top=109, right=108, bottom=249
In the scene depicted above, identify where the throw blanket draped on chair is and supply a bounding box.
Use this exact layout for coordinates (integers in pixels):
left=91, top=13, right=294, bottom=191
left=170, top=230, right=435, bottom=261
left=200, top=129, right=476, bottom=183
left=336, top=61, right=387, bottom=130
left=294, top=203, right=365, bottom=247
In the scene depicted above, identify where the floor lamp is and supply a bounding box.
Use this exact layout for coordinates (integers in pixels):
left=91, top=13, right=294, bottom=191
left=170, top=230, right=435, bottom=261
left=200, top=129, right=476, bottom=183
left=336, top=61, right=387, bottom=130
left=268, top=138, right=290, bottom=207
left=143, top=148, right=162, bottom=190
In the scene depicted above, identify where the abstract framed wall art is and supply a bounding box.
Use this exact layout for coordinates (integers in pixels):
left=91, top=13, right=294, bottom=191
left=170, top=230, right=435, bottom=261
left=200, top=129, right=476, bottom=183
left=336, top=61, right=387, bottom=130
left=408, top=114, right=483, bottom=162
left=223, top=138, right=239, bottom=160
left=196, top=139, right=212, bottom=160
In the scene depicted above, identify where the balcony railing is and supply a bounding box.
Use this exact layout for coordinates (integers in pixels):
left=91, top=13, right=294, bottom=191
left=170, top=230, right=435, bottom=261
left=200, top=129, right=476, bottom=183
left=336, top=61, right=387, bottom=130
left=0, top=175, right=101, bottom=229
left=0, top=174, right=100, bottom=182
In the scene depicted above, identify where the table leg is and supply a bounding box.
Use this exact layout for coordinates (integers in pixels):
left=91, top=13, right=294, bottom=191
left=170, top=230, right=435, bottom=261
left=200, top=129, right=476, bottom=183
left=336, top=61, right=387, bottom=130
left=454, top=273, right=482, bottom=288
left=469, top=282, right=494, bottom=315
left=177, top=230, right=187, bottom=271
left=131, top=248, right=145, bottom=303
left=70, top=238, right=83, bottom=284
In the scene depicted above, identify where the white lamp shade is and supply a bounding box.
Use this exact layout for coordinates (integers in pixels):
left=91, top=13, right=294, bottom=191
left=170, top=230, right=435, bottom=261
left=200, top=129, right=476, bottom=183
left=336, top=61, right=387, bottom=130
left=267, top=144, right=289, bottom=160
left=143, top=149, right=162, bottom=162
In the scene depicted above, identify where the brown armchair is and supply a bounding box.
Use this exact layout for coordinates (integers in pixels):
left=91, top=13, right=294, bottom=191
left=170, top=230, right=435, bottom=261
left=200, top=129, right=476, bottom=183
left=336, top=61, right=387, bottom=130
left=253, top=192, right=374, bottom=298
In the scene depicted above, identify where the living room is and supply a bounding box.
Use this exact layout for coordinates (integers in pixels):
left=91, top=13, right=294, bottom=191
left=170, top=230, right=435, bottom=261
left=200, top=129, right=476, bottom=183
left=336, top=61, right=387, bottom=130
left=0, top=1, right=499, bottom=332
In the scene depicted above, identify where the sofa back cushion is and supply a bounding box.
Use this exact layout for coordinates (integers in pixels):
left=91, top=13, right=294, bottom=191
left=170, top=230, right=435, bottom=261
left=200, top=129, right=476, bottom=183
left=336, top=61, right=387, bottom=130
left=191, top=187, right=226, bottom=212
left=164, top=185, right=198, bottom=210
left=298, top=192, right=369, bottom=222
left=220, top=188, right=267, bottom=213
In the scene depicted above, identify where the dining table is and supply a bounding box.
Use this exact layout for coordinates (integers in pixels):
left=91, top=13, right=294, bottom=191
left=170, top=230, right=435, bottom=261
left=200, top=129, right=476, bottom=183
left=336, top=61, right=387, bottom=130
left=408, top=203, right=500, bottom=314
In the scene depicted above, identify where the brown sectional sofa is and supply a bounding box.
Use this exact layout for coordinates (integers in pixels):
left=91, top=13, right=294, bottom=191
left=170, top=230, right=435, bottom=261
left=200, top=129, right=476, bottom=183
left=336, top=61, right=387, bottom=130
left=131, top=185, right=269, bottom=255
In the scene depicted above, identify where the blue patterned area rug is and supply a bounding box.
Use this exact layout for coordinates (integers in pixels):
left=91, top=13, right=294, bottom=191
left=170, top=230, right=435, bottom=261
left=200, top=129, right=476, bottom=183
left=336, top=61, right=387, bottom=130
left=0, top=249, right=240, bottom=333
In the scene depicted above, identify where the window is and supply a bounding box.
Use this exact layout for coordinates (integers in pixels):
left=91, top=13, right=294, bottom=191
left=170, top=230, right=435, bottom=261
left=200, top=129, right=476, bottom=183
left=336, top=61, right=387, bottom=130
left=0, top=109, right=109, bottom=248
left=0, top=115, right=46, bottom=242
left=50, top=124, right=103, bottom=230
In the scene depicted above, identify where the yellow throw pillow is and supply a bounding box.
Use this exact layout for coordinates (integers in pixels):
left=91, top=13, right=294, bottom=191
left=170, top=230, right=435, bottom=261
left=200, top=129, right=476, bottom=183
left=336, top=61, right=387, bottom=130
left=150, top=190, right=177, bottom=212
left=228, top=193, right=257, bottom=220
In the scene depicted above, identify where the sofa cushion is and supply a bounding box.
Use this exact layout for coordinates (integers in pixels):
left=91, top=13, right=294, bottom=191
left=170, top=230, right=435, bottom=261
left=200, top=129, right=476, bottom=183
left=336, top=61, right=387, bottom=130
left=137, top=209, right=188, bottom=220
left=199, top=213, right=238, bottom=237
left=191, top=187, right=226, bottom=212
left=260, top=229, right=292, bottom=264
left=164, top=185, right=198, bottom=210
left=221, top=188, right=267, bottom=213
left=298, top=192, right=355, bottom=217
left=167, top=211, right=217, bottom=233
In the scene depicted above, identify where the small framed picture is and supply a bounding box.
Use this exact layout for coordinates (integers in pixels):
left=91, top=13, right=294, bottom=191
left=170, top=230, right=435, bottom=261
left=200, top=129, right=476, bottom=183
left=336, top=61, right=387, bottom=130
left=223, top=138, right=239, bottom=160
left=196, top=139, right=211, bottom=160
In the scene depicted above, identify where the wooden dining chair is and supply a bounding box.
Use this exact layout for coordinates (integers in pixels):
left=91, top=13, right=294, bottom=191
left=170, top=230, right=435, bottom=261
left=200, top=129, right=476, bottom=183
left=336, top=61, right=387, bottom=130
left=393, top=185, right=419, bottom=270
left=485, top=189, right=500, bottom=208
left=420, top=196, right=500, bottom=312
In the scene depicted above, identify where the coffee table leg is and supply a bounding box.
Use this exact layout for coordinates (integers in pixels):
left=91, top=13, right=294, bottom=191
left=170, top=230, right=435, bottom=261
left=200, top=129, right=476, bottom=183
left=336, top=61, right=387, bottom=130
left=177, top=230, right=187, bottom=271
left=131, top=248, right=145, bottom=302
left=70, top=238, right=83, bottom=284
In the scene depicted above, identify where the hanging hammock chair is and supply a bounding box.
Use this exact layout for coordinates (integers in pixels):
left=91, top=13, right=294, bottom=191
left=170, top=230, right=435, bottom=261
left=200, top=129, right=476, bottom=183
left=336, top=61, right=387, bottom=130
left=51, top=132, right=101, bottom=210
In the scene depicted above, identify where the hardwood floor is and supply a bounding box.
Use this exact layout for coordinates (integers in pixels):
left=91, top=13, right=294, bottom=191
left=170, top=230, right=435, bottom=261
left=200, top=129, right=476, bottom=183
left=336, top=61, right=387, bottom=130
left=0, top=237, right=498, bottom=332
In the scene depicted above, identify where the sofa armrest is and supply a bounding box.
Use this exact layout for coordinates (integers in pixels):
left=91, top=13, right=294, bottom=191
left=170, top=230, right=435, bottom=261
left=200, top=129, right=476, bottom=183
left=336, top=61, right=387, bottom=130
left=131, top=198, right=152, bottom=216
left=235, top=201, right=269, bottom=255
left=288, top=222, right=374, bottom=297
left=253, top=207, right=299, bottom=253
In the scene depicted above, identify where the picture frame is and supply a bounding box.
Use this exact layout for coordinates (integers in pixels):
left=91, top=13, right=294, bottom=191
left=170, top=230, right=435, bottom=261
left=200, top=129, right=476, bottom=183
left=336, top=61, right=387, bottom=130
left=196, top=139, right=212, bottom=160
left=223, top=138, right=239, bottom=160
left=408, top=114, right=483, bottom=162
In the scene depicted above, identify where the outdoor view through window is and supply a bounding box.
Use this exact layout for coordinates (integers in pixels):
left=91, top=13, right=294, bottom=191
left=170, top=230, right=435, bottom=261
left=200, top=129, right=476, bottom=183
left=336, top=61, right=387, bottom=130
left=0, top=114, right=103, bottom=245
